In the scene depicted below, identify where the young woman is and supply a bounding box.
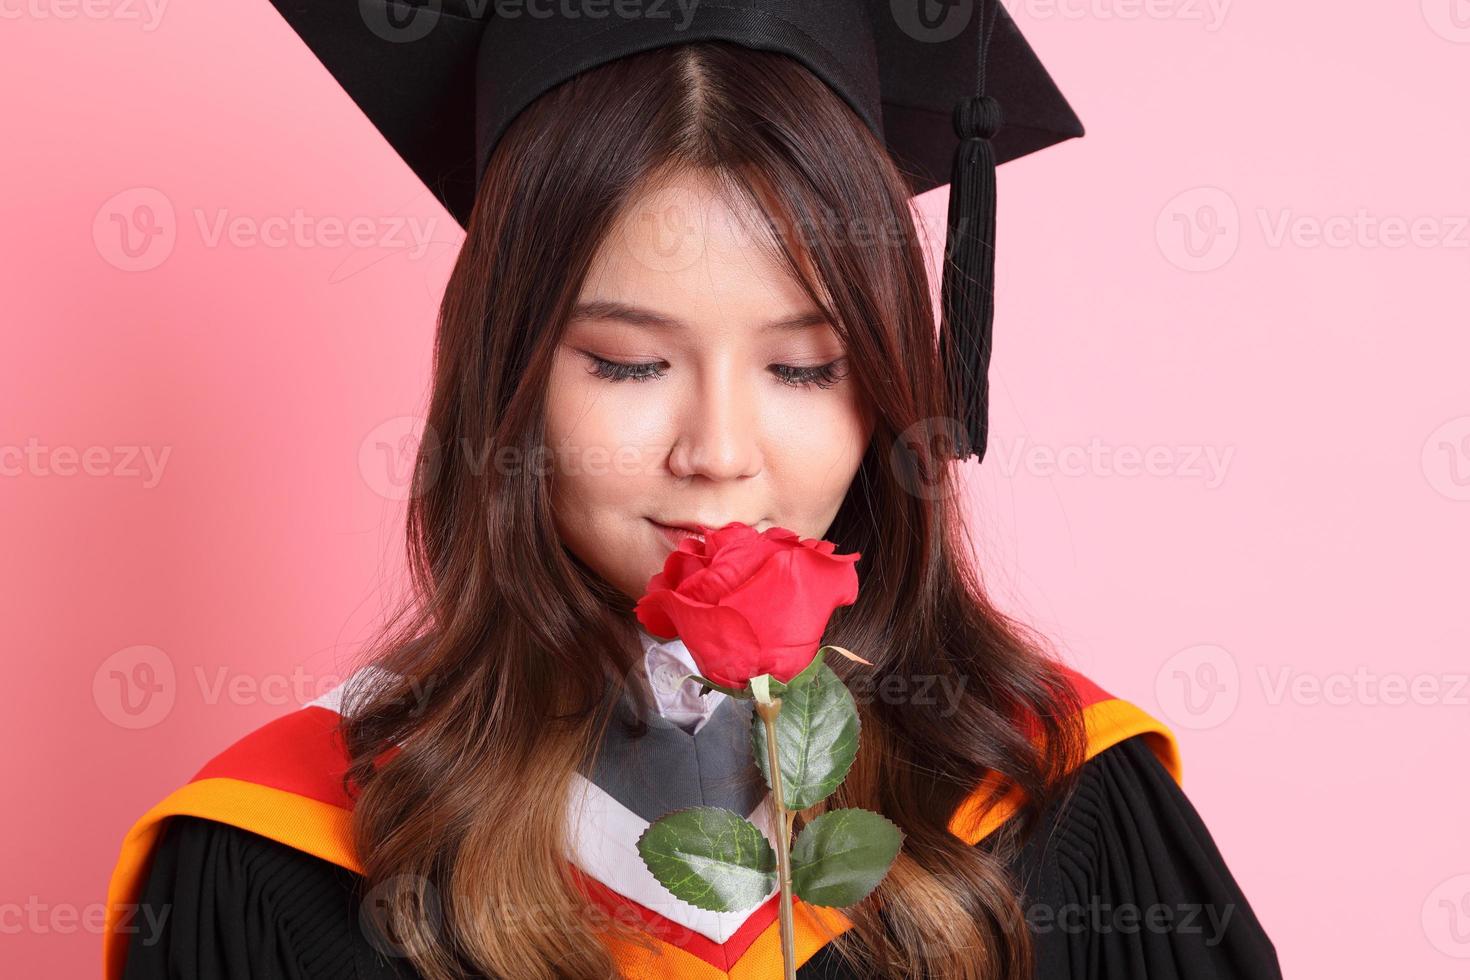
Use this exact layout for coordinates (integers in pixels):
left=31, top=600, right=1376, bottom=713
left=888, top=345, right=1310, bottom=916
left=104, top=10, right=1283, bottom=980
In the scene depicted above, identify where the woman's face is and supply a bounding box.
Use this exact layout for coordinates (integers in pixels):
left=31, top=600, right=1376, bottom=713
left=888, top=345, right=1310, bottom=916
left=546, top=169, right=874, bottom=603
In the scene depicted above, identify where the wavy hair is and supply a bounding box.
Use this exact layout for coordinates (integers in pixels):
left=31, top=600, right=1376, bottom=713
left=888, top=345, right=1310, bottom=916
left=339, top=40, right=1087, bottom=980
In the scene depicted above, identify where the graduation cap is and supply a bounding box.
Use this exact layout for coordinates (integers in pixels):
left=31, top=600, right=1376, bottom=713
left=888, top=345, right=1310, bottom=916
left=265, top=0, right=1084, bottom=463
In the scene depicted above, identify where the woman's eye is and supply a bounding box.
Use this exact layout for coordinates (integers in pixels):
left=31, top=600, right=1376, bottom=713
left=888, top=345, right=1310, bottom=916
left=772, top=358, right=848, bottom=390
left=583, top=354, right=667, bottom=383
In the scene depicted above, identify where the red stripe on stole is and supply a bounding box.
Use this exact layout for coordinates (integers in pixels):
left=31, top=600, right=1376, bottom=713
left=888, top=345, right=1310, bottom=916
left=190, top=705, right=357, bottom=808
left=1056, top=663, right=1112, bottom=707
left=570, top=866, right=780, bottom=971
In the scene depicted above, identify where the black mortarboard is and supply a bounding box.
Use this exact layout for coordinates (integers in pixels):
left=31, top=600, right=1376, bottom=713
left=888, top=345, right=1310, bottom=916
left=266, top=0, right=1083, bottom=463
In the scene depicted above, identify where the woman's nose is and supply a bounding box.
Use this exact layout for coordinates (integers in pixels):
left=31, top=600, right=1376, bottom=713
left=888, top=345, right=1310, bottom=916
left=666, top=370, right=764, bottom=481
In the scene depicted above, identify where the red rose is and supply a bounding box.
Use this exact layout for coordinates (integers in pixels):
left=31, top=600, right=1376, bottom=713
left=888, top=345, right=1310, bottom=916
left=634, top=522, right=860, bottom=688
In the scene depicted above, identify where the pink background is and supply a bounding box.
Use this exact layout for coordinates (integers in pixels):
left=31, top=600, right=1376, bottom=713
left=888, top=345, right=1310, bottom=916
left=4, top=1, right=1467, bottom=976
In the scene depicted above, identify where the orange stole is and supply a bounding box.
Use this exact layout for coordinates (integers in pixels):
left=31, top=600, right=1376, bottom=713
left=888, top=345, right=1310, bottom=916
left=102, top=667, right=1181, bottom=980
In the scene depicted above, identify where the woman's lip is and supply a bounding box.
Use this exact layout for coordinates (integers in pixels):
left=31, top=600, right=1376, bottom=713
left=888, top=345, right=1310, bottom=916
left=649, top=519, right=706, bottom=548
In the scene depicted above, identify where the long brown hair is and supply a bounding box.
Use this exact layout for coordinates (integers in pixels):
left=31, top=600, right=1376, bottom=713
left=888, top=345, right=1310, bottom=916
left=340, top=40, right=1087, bottom=980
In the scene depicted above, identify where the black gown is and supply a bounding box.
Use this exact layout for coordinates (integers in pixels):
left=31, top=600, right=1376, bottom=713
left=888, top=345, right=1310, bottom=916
left=119, top=735, right=1281, bottom=979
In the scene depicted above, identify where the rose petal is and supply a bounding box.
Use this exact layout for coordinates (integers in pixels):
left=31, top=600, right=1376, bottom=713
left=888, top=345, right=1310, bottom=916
left=653, top=593, right=765, bottom=688
left=634, top=592, right=680, bottom=638
left=704, top=522, right=758, bottom=552
left=676, top=538, right=773, bottom=606
left=722, top=545, right=858, bottom=650
left=659, top=548, right=711, bottom=590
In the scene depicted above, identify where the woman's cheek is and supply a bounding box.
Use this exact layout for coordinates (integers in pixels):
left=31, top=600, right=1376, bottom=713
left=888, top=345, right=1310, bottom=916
left=769, top=388, right=868, bottom=459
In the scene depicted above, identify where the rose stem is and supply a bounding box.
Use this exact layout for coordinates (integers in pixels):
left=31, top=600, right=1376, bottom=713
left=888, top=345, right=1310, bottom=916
left=755, top=697, right=797, bottom=980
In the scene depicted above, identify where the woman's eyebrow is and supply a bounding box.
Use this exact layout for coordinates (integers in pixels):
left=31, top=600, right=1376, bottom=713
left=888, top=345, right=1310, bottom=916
left=570, top=300, right=829, bottom=333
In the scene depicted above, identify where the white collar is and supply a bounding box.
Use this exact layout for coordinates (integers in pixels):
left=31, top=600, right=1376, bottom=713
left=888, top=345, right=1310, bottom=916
left=635, top=627, right=728, bottom=735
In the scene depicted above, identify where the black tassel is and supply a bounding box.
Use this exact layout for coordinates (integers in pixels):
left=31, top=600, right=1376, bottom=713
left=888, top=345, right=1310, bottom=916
left=940, top=92, right=1001, bottom=463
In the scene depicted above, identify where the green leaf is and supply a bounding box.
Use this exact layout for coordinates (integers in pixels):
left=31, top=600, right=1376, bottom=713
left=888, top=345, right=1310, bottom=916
left=751, top=663, right=860, bottom=809
left=790, top=808, right=903, bottom=908
left=635, top=807, right=777, bottom=912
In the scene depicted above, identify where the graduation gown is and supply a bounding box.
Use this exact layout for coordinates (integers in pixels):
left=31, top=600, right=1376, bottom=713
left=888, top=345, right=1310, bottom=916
left=103, top=663, right=1281, bottom=979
